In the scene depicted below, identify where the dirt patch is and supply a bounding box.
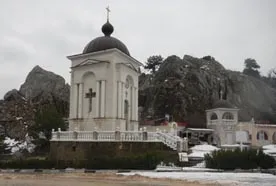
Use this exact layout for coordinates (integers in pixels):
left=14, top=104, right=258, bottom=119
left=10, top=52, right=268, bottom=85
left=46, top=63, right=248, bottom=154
left=0, top=173, right=221, bottom=186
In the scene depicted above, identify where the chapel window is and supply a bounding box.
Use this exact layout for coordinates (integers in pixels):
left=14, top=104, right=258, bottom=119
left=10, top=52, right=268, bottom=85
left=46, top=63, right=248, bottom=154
left=222, top=112, right=234, bottom=120
left=257, top=131, right=268, bottom=141
left=210, top=113, right=218, bottom=120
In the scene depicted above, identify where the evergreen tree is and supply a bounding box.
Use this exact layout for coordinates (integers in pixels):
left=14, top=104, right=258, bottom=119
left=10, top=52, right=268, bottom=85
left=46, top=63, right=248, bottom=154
left=243, top=58, right=261, bottom=78
left=30, top=105, right=66, bottom=140
left=144, top=55, right=163, bottom=74
left=268, top=68, right=276, bottom=78
left=268, top=68, right=276, bottom=88
left=0, top=135, right=9, bottom=154
left=28, top=105, right=67, bottom=154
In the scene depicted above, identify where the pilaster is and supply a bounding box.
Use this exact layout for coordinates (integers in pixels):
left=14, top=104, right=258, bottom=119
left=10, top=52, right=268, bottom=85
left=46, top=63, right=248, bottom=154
left=117, top=81, right=122, bottom=118
left=78, top=83, right=83, bottom=118
left=131, top=86, right=135, bottom=120
left=135, top=87, right=138, bottom=121
left=96, top=81, right=100, bottom=117
left=100, top=80, right=106, bottom=117
left=121, top=82, right=125, bottom=119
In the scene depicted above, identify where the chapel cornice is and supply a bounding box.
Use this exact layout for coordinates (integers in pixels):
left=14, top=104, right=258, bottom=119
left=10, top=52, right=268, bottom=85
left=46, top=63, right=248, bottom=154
left=116, top=62, right=140, bottom=74
left=68, top=48, right=143, bottom=66
left=71, top=58, right=110, bottom=69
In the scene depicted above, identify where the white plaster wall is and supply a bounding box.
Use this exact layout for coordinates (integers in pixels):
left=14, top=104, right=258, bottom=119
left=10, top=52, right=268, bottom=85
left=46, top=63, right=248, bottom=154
left=69, top=71, right=74, bottom=119
left=82, top=72, right=96, bottom=118
left=68, top=49, right=141, bottom=131
left=206, top=108, right=239, bottom=145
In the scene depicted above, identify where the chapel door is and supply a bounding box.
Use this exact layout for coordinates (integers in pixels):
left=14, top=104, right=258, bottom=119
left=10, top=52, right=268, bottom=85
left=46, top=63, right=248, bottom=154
left=226, top=133, right=233, bottom=144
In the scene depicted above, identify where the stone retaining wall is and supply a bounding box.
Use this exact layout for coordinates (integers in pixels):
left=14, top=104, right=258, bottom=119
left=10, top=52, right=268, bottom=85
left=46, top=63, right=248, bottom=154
left=50, top=141, right=176, bottom=161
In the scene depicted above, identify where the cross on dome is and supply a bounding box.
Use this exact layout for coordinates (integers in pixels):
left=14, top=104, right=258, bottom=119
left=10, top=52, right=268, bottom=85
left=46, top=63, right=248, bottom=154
left=82, top=6, right=131, bottom=56
left=106, top=6, right=110, bottom=21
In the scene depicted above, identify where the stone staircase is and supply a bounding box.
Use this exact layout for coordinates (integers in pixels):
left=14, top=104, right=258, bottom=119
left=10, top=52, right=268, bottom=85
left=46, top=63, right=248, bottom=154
left=156, top=132, right=188, bottom=152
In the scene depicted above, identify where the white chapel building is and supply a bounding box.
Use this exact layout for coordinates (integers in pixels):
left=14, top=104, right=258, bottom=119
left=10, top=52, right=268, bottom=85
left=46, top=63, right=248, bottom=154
left=67, top=19, right=142, bottom=131
left=206, top=99, right=239, bottom=146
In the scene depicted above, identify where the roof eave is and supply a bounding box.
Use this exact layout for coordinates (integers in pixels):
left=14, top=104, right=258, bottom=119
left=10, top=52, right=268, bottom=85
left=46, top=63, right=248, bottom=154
left=67, top=48, right=143, bottom=66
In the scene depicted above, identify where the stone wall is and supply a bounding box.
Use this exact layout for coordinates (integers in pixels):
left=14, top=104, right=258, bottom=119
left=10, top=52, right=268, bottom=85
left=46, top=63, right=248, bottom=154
left=49, top=141, right=177, bottom=162
left=238, top=123, right=276, bottom=147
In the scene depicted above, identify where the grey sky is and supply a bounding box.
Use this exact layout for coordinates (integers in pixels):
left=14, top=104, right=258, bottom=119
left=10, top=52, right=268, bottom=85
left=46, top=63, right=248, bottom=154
left=0, top=0, right=276, bottom=98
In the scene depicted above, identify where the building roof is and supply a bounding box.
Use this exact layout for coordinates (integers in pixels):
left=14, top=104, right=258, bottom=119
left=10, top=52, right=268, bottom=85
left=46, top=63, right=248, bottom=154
left=185, top=128, right=214, bottom=132
left=213, top=99, right=234, bottom=109
left=83, top=21, right=130, bottom=56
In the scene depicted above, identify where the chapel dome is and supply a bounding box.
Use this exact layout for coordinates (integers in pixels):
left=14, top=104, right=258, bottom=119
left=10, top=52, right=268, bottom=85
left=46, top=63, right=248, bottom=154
left=83, top=21, right=130, bottom=56
left=213, top=100, right=234, bottom=109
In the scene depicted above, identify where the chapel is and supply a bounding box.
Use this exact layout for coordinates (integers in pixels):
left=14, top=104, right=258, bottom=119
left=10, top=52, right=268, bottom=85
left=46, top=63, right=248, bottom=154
left=206, top=99, right=239, bottom=145
left=67, top=14, right=142, bottom=131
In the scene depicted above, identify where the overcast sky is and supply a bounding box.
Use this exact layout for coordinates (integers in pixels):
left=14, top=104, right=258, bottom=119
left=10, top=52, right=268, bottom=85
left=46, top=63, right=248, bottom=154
left=0, top=0, right=276, bottom=98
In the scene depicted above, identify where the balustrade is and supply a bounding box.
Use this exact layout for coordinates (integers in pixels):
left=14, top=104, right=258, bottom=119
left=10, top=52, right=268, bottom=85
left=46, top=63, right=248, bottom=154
left=147, top=132, right=159, bottom=141
left=51, top=129, right=188, bottom=152
left=120, top=131, right=143, bottom=141
left=97, top=131, right=115, bottom=141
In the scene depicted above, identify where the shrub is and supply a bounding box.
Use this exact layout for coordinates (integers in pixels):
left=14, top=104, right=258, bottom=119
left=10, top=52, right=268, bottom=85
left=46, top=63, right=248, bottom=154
left=205, top=149, right=275, bottom=170
left=257, top=149, right=275, bottom=169
left=83, top=152, right=175, bottom=170
left=0, top=159, right=55, bottom=169
left=0, top=151, right=176, bottom=170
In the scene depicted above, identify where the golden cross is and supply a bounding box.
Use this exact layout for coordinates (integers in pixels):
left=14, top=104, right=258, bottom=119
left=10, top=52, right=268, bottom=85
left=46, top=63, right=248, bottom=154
left=106, top=6, right=111, bottom=21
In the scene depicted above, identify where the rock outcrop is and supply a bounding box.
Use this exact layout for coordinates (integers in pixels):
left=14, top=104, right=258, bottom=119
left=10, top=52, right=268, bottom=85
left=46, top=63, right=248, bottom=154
left=0, top=66, right=70, bottom=139
left=139, top=55, right=276, bottom=127
left=1, top=56, right=275, bottom=137
left=4, top=89, right=25, bottom=102
left=19, top=65, right=70, bottom=103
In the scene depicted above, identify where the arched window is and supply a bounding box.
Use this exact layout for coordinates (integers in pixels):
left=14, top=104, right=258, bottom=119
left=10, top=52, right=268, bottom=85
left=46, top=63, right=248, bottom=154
left=273, top=132, right=276, bottom=144
left=124, top=100, right=129, bottom=116
left=257, top=131, right=268, bottom=141
left=213, top=135, right=221, bottom=146
left=125, top=75, right=134, bottom=88
left=222, top=112, right=234, bottom=120
left=82, top=71, right=96, bottom=115
left=245, top=130, right=251, bottom=140
left=210, top=113, right=218, bottom=120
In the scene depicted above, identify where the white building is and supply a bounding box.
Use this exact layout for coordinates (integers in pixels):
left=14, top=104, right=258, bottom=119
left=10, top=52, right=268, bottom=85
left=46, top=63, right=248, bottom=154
left=206, top=100, right=239, bottom=146
left=67, top=19, right=142, bottom=131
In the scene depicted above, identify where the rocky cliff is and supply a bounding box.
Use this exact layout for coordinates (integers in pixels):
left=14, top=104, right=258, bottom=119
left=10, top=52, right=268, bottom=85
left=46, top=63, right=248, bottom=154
left=19, top=65, right=69, bottom=104
left=0, top=66, right=70, bottom=139
left=139, top=55, right=276, bottom=127
left=1, top=56, right=275, bottom=137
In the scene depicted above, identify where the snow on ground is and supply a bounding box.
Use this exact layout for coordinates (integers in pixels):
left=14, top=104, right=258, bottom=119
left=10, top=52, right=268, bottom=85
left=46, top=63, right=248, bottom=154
left=264, top=149, right=276, bottom=154
left=263, top=144, right=276, bottom=150
left=188, top=151, right=207, bottom=158
left=120, top=171, right=276, bottom=186
left=262, top=144, right=276, bottom=158
left=190, top=144, right=219, bottom=151
left=4, top=136, right=35, bottom=154
left=188, top=144, right=219, bottom=158
left=200, top=65, right=210, bottom=71
left=192, top=161, right=205, bottom=168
